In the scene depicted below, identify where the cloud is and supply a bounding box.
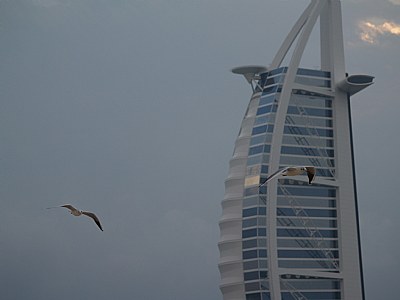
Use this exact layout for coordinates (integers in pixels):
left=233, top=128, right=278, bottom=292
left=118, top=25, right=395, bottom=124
left=358, top=19, right=400, bottom=44
left=389, top=0, right=400, bottom=5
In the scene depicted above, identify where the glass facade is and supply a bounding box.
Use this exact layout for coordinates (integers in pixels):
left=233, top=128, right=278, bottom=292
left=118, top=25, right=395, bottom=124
left=219, top=2, right=370, bottom=299
left=242, top=68, right=340, bottom=300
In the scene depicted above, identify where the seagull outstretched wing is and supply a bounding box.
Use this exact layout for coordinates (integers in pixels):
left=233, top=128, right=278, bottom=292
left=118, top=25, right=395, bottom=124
left=82, top=211, right=103, bottom=231
left=261, top=167, right=288, bottom=186
left=47, top=204, right=104, bottom=231
left=60, top=204, right=79, bottom=213
left=261, top=166, right=316, bottom=186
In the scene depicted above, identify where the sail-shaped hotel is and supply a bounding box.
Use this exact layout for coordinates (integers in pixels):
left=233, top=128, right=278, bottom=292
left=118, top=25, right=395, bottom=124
left=218, top=1, right=373, bottom=299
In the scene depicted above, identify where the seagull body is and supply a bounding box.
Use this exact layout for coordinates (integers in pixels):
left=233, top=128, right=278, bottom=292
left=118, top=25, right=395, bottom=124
left=47, top=204, right=103, bottom=231
left=263, top=166, right=316, bottom=185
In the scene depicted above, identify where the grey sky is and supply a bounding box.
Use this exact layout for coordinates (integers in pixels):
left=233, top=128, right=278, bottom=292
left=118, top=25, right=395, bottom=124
left=1, top=0, right=399, bottom=299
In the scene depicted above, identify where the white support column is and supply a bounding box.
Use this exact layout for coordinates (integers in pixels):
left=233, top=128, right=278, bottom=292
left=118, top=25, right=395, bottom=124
left=266, top=1, right=326, bottom=299
left=321, top=1, right=365, bottom=299
left=270, top=0, right=317, bottom=69
left=322, top=0, right=346, bottom=84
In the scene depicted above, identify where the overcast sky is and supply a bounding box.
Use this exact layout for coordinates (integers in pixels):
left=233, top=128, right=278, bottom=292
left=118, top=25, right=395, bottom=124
left=1, top=0, right=399, bottom=299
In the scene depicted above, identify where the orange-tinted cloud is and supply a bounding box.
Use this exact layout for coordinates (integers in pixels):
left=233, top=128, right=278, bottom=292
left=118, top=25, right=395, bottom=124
left=389, top=0, right=400, bottom=5
left=359, top=19, right=400, bottom=44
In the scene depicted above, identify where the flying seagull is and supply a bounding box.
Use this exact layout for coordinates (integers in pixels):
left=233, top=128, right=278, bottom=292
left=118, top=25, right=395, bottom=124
left=261, top=166, right=316, bottom=186
left=47, top=204, right=103, bottom=231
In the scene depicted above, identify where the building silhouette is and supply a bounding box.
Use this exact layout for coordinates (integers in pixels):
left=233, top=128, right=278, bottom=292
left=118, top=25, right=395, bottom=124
left=218, top=1, right=373, bottom=299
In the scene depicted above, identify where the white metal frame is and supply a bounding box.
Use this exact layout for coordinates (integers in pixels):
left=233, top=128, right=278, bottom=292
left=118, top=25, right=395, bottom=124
left=265, top=1, right=371, bottom=299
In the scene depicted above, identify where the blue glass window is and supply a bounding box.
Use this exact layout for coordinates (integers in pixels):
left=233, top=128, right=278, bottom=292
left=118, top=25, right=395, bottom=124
left=243, top=229, right=258, bottom=238
left=263, top=85, right=283, bottom=94
left=243, top=228, right=267, bottom=239
left=243, top=239, right=258, bottom=249
left=243, top=196, right=259, bottom=207
left=258, top=228, right=267, bottom=236
left=269, top=67, right=287, bottom=76
left=254, top=116, right=270, bottom=126
left=296, top=68, right=331, bottom=77
left=262, top=155, right=270, bottom=164
left=263, top=85, right=278, bottom=95
left=283, top=279, right=340, bottom=290
left=242, top=228, right=257, bottom=239
left=277, top=197, right=336, bottom=208
left=247, top=292, right=271, bottom=300
left=250, top=134, right=268, bottom=145
left=258, top=238, right=267, bottom=247
left=279, top=260, right=338, bottom=269
left=277, top=228, right=337, bottom=238
left=294, top=98, right=332, bottom=109
left=259, top=95, right=276, bottom=106
left=246, top=293, right=261, bottom=300
left=285, top=116, right=333, bottom=128
left=259, top=271, right=268, bottom=279
left=277, top=217, right=337, bottom=229
left=247, top=155, right=262, bottom=166
left=265, top=75, right=283, bottom=86
left=243, top=207, right=258, bottom=217
left=245, top=271, right=268, bottom=281
left=277, top=207, right=337, bottom=217
left=257, top=105, right=272, bottom=115
left=277, top=238, right=338, bottom=248
left=283, top=126, right=333, bottom=137
left=249, top=145, right=264, bottom=156
left=259, top=249, right=267, bottom=258
left=280, top=146, right=334, bottom=157
left=317, top=168, right=336, bottom=177
left=259, top=259, right=267, bottom=268
left=252, top=125, right=274, bottom=135
left=259, top=207, right=267, bottom=216
left=282, top=292, right=340, bottom=300
left=287, top=106, right=332, bottom=117
left=278, top=186, right=336, bottom=197
left=249, top=145, right=271, bottom=156
left=244, top=185, right=266, bottom=196
left=243, top=251, right=258, bottom=260
left=281, top=135, right=334, bottom=147
left=278, top=249, right=339, bottom=259
left=261, top=165, right=269, bottom=174
left=294, top=76, right=331, bottom=88
left=261, top=293, right=271, bottom=300
left=243, top=218, right=258, bottom=228
left=245, top=187, right=259, bottom=197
